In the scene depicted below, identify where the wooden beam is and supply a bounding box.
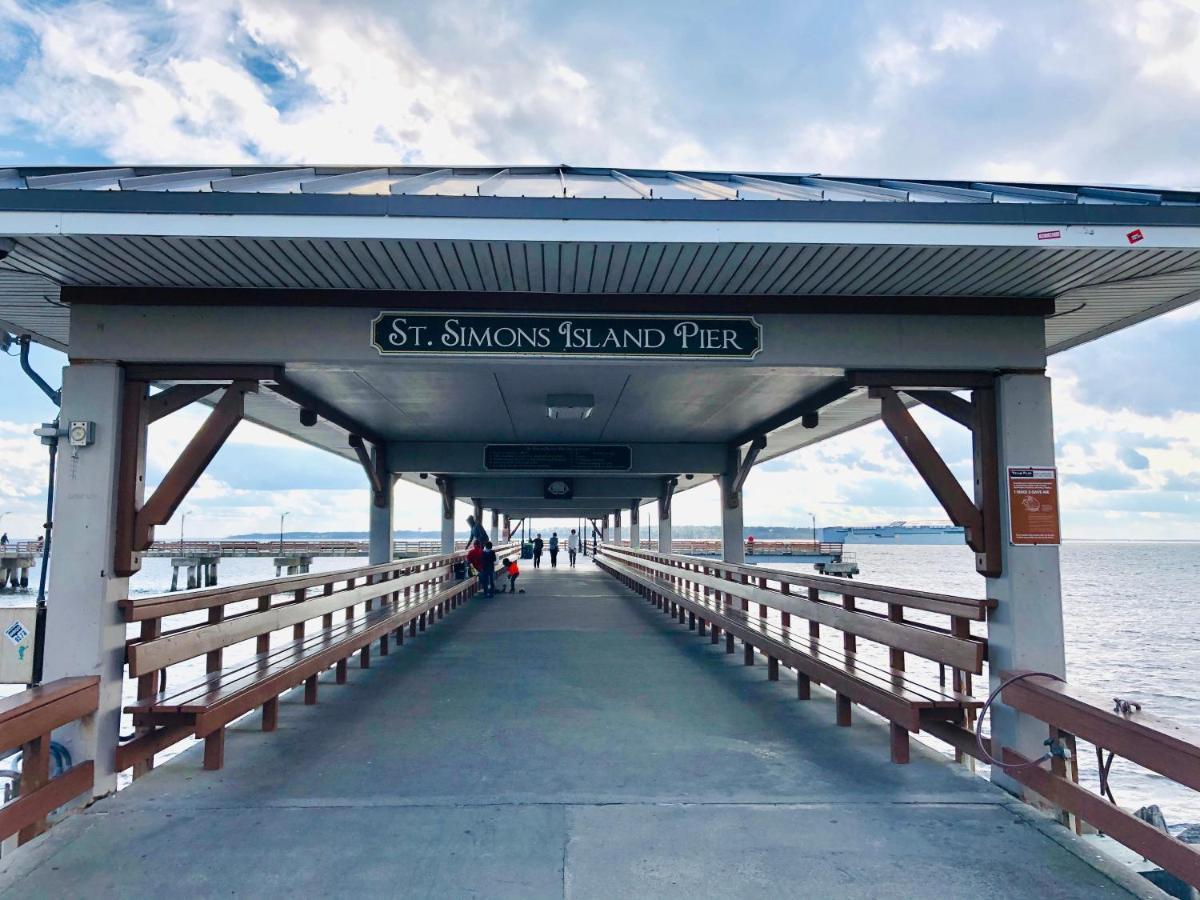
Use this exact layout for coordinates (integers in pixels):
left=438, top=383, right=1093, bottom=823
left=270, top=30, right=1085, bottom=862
left=267, top=375, right=386, bottom=446
left=874, top=387, right=984, bottom=551
left=658, top=477, right=678, bottom=520
left=971, top=386, right=1002, bottom=577
left=133, top=382, right=255, bottom=550
left=849, top=370, right=996, bottom=389
left=145, top=384, right=222, bottom=423
left=349, top=435, right=384, bottom=501
left=113, top=379, right=149, bottom=577
left=435, top=476, right=454, bottom=519
left=906, top=390, right=975, bottom=428
left=124, top=364, right=279, bottom=383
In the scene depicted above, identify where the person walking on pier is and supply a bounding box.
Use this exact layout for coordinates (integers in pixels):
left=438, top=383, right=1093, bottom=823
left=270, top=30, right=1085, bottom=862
left=532, top=534, right=544, bottom=568
left=479, top=541, right=497, bottom=597
left=567, top=529, right=578, bottom=567
left=548, top=532, right=560, bottom=568
left=0, top=533, right=7, bottom=547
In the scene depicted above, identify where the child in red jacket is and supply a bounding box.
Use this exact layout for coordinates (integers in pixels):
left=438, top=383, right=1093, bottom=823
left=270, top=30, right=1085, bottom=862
left=500, top=558, right=520, bottom=594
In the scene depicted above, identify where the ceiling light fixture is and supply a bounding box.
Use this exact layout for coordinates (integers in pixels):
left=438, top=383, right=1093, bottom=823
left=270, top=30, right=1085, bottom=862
left=546, top=393, right=594, bottom=420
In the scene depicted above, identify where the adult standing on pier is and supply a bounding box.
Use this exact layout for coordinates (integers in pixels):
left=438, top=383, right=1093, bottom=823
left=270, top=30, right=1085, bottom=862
left=466, top=514, right=489, bottom=548
left=532, top=534, right=544, bottom=568
left=567, top=530, right=578, bottom=567
left=548, top=533, right=559, bottom=568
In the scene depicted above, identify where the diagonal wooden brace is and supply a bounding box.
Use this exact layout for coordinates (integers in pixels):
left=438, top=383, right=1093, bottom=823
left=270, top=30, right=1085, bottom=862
left=349, top=435, right=388, bottom=506
left=874, top=387, right=984, bottom=552
left=435, top=476, right=455, bottom=519
left=145, top=384, right=223, bottom=424
left=133, top=381, right=256, bottom=550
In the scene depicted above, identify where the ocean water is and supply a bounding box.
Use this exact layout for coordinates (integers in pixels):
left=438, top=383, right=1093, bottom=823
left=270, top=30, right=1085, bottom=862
left=8, top=544, right=1197, bottom=827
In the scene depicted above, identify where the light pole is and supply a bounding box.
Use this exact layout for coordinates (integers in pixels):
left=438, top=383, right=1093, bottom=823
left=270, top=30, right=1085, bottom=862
left=179, top=510, right=190, bottom=551
left=811, top=513, right=817, bottom=546
left=279, top=511, right=289, bottom=554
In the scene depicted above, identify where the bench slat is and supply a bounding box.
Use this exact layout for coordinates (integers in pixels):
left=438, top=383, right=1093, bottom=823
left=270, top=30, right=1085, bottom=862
left=128, top=565, right=453, bottom=676
left=607, top=550, right=983, bottom=672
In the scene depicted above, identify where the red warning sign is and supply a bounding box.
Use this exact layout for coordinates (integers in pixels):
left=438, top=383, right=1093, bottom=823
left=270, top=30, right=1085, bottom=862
left=1037, top=230, right=1061, bottom=241
left=1008, top=466, right=1061, bottom=545
left=1126, top=228, right=1145, bottom=245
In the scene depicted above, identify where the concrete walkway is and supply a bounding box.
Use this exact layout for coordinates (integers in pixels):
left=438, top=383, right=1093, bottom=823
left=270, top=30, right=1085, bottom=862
left=0, top=560, right=1145, bottom=898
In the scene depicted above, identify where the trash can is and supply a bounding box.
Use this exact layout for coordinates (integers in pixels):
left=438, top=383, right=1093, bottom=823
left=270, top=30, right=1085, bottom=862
left=453, top=561, right=468, bottom=581
left=521, top=541, right=534, bottom=560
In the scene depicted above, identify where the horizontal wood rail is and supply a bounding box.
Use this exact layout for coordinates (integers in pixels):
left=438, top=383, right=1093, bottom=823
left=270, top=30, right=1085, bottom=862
left=120, top=546, right=515, bottom=775
left=0, top=677, right=99, bottom=845
left=598, top=544, right=987, bottom=764
left=1000, top=671, right=1200, bottom=888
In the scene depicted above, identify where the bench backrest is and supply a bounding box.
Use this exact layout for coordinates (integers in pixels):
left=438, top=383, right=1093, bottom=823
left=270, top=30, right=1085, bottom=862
left=601, top=543, right=989, bottom=675
left=125, top=544, right=517, bottom=679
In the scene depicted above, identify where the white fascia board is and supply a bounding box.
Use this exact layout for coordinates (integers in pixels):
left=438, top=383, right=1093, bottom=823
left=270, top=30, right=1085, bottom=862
left=1, top=211, right=1199, bottom=250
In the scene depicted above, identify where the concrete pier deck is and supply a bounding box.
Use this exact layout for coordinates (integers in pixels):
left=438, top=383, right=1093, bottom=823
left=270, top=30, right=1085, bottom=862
left=0, top=562, right=1143, bottom=898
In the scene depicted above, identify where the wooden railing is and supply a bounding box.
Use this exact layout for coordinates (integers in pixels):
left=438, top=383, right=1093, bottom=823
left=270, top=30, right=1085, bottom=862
left=999, top=672, right=1200, bottom=889
left=611, top=539, right=845, bottom=557
left=0, top=677, right=99, bottom=845
left=142, top=539, right=474, bottom=558
left=603, top=543, right=988, bottom=678
left=119, top=545, right=515, bottom=773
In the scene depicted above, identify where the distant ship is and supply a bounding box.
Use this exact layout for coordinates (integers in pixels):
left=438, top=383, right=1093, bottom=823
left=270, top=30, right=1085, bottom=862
left=820, top=522, right=965, bottom=545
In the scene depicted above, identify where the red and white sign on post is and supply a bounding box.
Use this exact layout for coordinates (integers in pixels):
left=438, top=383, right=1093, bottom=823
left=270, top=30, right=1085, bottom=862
left=1007, top=466, right=1061, bottom=545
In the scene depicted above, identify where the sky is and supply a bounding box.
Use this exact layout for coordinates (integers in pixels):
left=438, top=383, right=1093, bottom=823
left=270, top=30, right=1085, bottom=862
left=0, top=0, right=1199, bottom=541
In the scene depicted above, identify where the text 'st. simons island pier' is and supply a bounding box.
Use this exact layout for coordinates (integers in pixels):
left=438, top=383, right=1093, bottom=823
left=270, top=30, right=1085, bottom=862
left=372, top=312, right=763, bottom=359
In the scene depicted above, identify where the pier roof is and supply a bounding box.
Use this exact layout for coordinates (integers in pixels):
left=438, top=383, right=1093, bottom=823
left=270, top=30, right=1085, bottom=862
left=2, top=164, right=1199, bottom=499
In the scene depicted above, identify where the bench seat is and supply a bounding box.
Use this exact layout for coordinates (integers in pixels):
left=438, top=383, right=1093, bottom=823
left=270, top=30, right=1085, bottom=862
left=598, top=554, right=981, bottom=760
left=125, top=577, right=475, bottom=765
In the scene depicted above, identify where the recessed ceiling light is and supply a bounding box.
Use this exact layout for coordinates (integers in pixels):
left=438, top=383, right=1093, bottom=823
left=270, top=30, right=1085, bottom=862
left=547, top=393, right=594, bottom=420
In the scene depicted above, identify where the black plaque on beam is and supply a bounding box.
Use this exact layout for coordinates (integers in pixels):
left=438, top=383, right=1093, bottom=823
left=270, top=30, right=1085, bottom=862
left=485, top=444, right=632, bottom=472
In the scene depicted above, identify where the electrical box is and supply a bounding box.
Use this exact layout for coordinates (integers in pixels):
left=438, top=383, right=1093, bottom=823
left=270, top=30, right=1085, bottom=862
left=67, top=420, right=95, bottom=448
left=0, top=606, right=36, bottom=684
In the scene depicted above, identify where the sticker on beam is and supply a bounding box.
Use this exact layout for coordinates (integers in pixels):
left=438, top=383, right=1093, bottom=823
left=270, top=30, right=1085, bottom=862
left=486, top=445, right=632, bottom=472
left=371, top=312, right=762, bottom=359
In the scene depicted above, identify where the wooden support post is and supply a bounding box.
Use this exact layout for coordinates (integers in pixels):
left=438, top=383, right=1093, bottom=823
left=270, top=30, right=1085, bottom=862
left=688, top=611, right=696, bottom=630
left=336, top=659, right=348, bottom=684
left=725, top=631, right=735, bottom=653
left=304, top=674, right=318, bottom=705
left=743, top=642, right=755, bottom=665
left=768, top=657, right=779, bottom=681
left=409, top=619, right=417, bottom=637
left=206, top=606, right=225, bottom=673
left=890, top=724, right=910, bottom=764
left=710, top=624, right=720, bottom=644
left=396, top=626, right=405, bottom=646
left=698, top=618, right=707, bottom=636
left=16, top=734, right=50, bottom=844
left=842, top=594, right=856, bottom=655
left=380, top=633, right=389, bottom=656
left=359, top=645, right=371, bottom=668
left=203, top=728, right=225, bottom=770
left=808, top=587, right=820, bottom=638
left=797, top=672, right=811, bottom=700
left=133, top=618, right=162, bottom=780
left=419, top=613, right=426, bottom=631
left=262, top=696, right=278, bottom=732
left=836, top=694, right=852, bottom=726
left=888, top=605, right=906, bottom=671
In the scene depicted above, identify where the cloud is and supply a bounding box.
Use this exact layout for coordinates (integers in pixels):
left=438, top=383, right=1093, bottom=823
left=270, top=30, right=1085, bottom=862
left=1064, top=469, right=1141, bottom=490
left=1118, top=445, right=1150, bottom=470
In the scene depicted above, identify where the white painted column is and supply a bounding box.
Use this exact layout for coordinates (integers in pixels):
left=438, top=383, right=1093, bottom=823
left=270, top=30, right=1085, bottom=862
left=629, top=503, right=641, bottom=549
left=720, top=473, right=745, bottom=564
left=985, top=373, right=1066, bottom=794
left=657, top=503, right=672, bottom=554
left=613, top=509, right=623, bottom=545
left=490, top=508, right=499, bottom=540
left=368, top=474, right=395, bottom=565
left=43, top=363, right=129, bottom=798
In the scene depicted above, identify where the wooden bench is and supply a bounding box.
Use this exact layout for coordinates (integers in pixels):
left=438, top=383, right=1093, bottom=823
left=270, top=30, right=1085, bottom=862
left=597, top=544, right=988, bottom=763
left=120, top=546, right=514, bottom=773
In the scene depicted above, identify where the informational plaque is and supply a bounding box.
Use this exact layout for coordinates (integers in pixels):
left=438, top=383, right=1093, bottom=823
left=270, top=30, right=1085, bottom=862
left=372, top=312, right=762, bottom=359
left=1007, top=466, right=1061, bottom=545
left=484, top=444, right=632, bottom=472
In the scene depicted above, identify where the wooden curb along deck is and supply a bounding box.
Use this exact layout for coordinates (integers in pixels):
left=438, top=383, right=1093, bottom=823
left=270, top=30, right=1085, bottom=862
left=119, top=546, right=515, bottom=773
left=597, top=545, right=987, bottom=764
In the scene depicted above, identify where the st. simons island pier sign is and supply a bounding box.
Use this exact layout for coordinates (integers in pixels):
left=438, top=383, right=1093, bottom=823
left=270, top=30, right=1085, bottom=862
left=371, top=312, right=763, bottom=359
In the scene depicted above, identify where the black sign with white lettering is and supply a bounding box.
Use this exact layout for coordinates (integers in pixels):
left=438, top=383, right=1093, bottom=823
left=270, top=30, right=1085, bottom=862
left=371, top=312, right=762, bottom=359
left=485, top=445, right=632, bottom=472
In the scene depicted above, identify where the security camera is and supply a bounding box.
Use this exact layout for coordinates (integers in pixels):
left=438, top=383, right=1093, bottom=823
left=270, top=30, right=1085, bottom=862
left=0, top=238, right=15, bottom=261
